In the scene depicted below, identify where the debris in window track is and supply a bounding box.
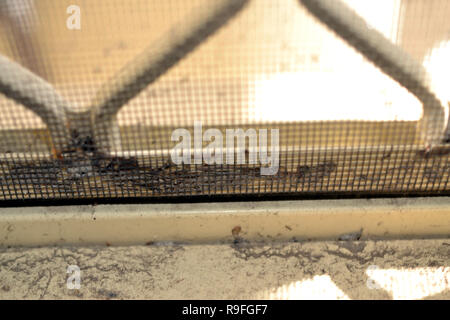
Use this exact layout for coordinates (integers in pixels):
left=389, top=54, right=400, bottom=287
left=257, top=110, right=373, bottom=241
left=0, top=153, right=448, bottom=197
left=338, top=229, right=363, bottom=241
left=296, top=160, right=337, bottom=183
left=1, top=155, right=338, bottom=196
left=415, top=145, right=450, bottom=159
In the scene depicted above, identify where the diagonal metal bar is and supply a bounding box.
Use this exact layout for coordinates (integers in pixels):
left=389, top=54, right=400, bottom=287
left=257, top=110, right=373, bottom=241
left=0, top=54, right=71, bottom=155
left=89, top=0, right=250, bottom=153
left=298, top=0, right=449, bottom=148
left=0, top=0, right=249, bottom=157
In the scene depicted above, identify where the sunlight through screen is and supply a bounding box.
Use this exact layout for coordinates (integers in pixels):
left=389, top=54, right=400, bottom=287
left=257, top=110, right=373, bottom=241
left=250, top=0, right=434, bottom=123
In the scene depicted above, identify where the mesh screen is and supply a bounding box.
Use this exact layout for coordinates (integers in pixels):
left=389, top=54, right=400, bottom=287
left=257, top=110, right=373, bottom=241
left=0, top=0, right=449, bottom=201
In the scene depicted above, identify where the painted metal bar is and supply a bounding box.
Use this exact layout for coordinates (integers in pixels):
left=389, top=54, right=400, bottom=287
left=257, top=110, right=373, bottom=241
left=89, top=0, right=250, bottom=153
left=0, top=54, right=71, bottom=154
left=298, top=0, right=449, bottom=148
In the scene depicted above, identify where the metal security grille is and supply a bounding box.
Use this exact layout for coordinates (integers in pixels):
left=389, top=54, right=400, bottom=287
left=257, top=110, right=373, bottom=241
left=0, top=0, right=449, bottom=201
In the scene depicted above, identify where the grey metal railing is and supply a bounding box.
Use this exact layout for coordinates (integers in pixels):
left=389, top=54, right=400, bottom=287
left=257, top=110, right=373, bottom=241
left=299, top=0, right=449, bottom=149
left=0, top=0, right=250, bottom=157
left=0, top=0, right=447, bottom=161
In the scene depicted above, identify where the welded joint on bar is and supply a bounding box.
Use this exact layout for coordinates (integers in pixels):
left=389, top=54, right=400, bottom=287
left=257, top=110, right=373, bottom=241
left=0, top=0, right=249, bottom=156
left=298, top=0, right=449, bottom=149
